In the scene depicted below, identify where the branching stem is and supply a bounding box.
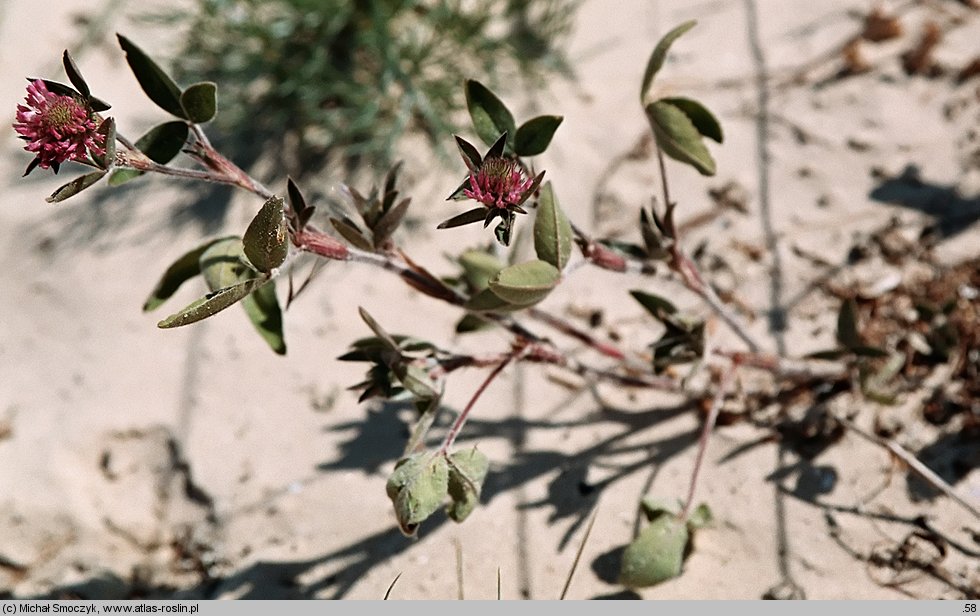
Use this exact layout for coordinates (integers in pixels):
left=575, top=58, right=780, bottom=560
left=655, top=145, right=764, bottom=353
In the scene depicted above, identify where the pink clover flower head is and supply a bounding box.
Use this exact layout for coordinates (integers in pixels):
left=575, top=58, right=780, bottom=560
left=13, top=79, right=105, bottom=174
left=463, top=157, right=535, bottom=211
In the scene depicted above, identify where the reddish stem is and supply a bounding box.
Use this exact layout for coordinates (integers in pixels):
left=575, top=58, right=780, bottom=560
left=528, top=308, right=626, bottom=360
left=680, top=364, right=737, bottom=522
left=438, top=348, right=520, bottom=454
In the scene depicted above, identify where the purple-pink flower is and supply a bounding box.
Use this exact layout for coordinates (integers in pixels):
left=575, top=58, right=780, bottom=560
left=13, top=79, right=105, bottom=174
left=463, top=157, right=535, bottom=211
left=440, top=133, right=544, bottom=245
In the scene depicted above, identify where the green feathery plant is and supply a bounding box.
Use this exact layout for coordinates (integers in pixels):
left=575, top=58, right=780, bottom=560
left=147, top=0, right=577, bottom=177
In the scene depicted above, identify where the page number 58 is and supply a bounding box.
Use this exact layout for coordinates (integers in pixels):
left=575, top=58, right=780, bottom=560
left=965, top=604, right=977, bottom=613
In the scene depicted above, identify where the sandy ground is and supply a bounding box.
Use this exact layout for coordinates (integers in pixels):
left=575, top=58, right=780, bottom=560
left=1, top=0, right=978, bottom=601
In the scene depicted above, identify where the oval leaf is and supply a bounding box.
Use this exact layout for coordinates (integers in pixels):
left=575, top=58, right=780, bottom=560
left=180, top=82, right=217, bottom=124
left=244, top=196, right=288, bottom=273
left=533, top=182, right=573, bottom=271
left=446, top=448, right=490, bottom=523
left=386, top=453, right=450, bottom=536
left=241, top=278, right=285, bottom=355
left=157, top=278, right=263, bottom=329
left=488, top=260, right=560, bottom=306
left=659, top=97, right=723, bottom=143
left=138, top=121, right=189, bottom=163
left=199, top=238, right=285, bottom=353
left=641, top=20, right=697, bottom=104
left=108, top=169, right=142, bottom=186
left=200, top=237, right=253, bottom=291
left=117, top=34, right=186, bottom=119
left=465, top=80, right=516, bottom=150
left=465, top=287, right=537, bottom=313
left=515, top=115, right=563, bottom=157
left=619, top=515, right=689, bottom=588
left=144, top=236, right=237, bottom=311
left=46, top=171, right=106, bottom=203
left=459, top=250, right=505, bottom=292
left=645, top=100, right=716, bottom=176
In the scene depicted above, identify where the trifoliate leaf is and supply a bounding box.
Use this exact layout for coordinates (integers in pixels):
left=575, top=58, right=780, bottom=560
left=619, top=515, right=689, bottom=588
left=446, top=448, right=490, bottom=522
left=386, top=453, right=450, bottom=536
